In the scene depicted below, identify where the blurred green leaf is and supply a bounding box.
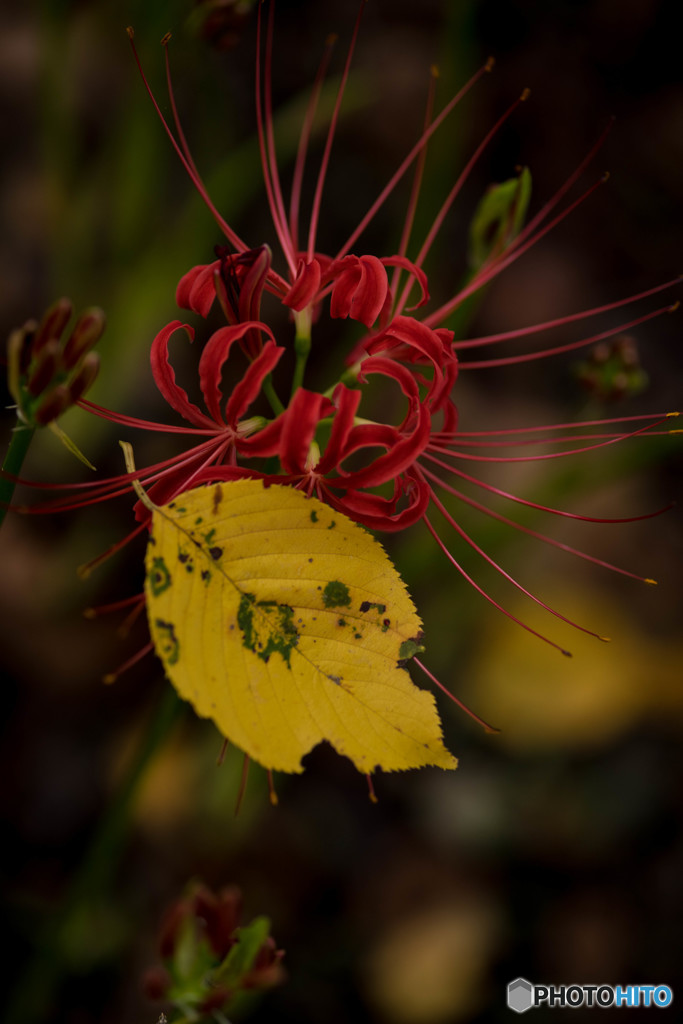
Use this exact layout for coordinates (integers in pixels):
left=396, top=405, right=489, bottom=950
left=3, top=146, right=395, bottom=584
left=468, top=166, right=531, bottom=270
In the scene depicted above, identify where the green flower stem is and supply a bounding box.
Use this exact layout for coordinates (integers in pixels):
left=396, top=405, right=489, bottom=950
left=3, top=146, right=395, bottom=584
left=8, top=685, right=183, bottom=1024
left=0, top=423, right=36, bottom=530
left=290, top=308, right=313, bottom=398
left=261, top=375, right=285, bottom=417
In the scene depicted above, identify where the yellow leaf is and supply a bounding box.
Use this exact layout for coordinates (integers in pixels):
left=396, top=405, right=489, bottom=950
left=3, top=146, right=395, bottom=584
left=144, top=479, right=457, bottom=775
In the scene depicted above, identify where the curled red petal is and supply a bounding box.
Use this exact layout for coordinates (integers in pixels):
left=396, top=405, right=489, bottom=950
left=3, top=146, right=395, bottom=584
left=279, top=389, right=335, bottom=474
left=176, top=262, right=219, bottom=317
left=380, top=255, right=430, bottom=309
left=329, top=255, right=389, bottom=327
left=198, top=321, right=277, bottom=426
left=323, top=473, right=430, bottom=531
left=225, top=340, right=284, bottom=425
left=282, top=257, right=322, bottom=310
left=316, top=384, right=362, bottom=474
left=150, top=321, right=215, bottom=428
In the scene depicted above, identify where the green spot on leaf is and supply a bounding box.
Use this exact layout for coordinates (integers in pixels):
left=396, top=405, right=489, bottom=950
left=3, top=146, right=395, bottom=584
left=322, top=580, right=351, bottom=608
left=237, top=593, right=299, bottom=667
left=155, top=619, right=179, bottom=665
left=150, top=556, right=172, bottom=596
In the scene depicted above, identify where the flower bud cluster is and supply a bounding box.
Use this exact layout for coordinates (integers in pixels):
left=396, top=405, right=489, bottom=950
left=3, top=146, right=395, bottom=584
left=7, top=298, right=104, bottom=427
left=142, top=882, right=285, bottom=1016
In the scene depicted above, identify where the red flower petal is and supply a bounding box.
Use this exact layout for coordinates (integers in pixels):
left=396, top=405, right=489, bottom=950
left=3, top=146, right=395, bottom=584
left=176, top=262, right=219, bottom=317
left=282, top=257, right=322, bottom=311
left=198, top=321, right=277, bottom=425
left=150, top=321, right=216, bottom=428
left=329, top=254, right=388, bottom=327
left=279, top=389, right=335, bottom=474
left=225, top=339, right=284, bottom=425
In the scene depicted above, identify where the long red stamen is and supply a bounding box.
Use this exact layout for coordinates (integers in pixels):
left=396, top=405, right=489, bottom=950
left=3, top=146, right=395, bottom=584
left=83, top=593, right=145, bottom=618
left=426, top=173, right=609, bottom=327
left=413, top=657, right=499, bottom=733
left=335, top=58, right=494, bottom=261
left=423, top=514, right=573, bottom=656
left=390, top=65, right=438, bottom=303
left=434, top=411, right=678, bottom=439
left=162, top=34, right=202, bottom=181
left=78, top=522, right=147, bottom=579
left=126, top=28, right=250, bottom=255
left=428, top=413, right=673, bottom=465
left=267, top=769, right=278, bottom=806
left=425, top=476, right=611, bottom=640
left=395, top=90, right=530, bottom=317
left=458, top=302, right=675, bottom=369
left=255, top=2, right=297, bottom=274
left=420, top=464, right=658, bottom=585
left=422, top=450, right=673, bottom=524
left=307, top=0, right=366, bottom=261
left=102, top=640, right=154, bottom=684
left=289, top=33, right=337, bottom=250
left=453, top=277, right=682, bottom=351
left=235, top=753, right=250, bottom=816
left=78, top=398, right=218, bottom=435
left=504, top=117, right=614, bottom=259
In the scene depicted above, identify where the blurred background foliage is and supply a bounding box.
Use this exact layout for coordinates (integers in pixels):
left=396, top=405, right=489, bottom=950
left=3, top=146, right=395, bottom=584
left=1, top=0, right=682, bottom=1021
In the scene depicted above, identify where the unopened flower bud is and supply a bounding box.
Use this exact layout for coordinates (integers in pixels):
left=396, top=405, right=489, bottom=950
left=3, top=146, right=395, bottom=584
left=27, top=340, right=61, bottom=397
left=32, top=297, right=73, bottom=355
left=62, top=307, right=107, bottom=369
left=68, top=352, right=100, bottom=404
left=35, top=384, right=70, bottom=425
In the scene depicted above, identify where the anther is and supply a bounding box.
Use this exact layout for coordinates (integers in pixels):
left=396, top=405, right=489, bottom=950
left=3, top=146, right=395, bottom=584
left=601, top=170, right=611, bottom=183
left=485, top=56, right=495, bottom=72
left=126, top=26, right=134, bottom=39
left=161, top=32, right=172, bottom=46
left=668, top=300, right=680, bottom=313
left=644, top=578, right=658, bottom=586
left=520, top=87, right=531, bottom=102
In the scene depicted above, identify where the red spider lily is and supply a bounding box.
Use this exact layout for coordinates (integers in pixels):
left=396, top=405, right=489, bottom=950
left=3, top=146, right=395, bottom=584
left=13, top=2, right=680, bottom=730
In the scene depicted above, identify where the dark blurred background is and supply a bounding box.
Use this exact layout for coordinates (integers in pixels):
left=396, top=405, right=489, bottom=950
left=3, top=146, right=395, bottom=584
left=1, top=1, right=682, bottom=1021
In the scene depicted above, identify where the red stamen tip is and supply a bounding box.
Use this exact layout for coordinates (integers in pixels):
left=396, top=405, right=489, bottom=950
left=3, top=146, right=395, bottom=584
left=366, top=774, right=378, bottom=803
left=520, top=87, right=531, bottom=102
left=267, top=769, right=279, bottom=806
left=561, top=648, right=573, bottom=658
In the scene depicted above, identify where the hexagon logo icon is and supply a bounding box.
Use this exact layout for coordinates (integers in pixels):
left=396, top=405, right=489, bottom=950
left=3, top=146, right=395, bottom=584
left=507, top=978, right=533, bottom=1013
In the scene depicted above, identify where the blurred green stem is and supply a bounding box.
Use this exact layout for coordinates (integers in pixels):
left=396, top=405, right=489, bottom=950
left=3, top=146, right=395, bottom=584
left=0, top=424, right=35, bottom=531
left=8, top=685, right=183, bottom=1024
